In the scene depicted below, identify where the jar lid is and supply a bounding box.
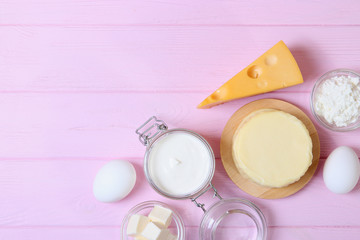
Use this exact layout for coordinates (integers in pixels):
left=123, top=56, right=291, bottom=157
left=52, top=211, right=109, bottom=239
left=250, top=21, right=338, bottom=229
left=200, top=198, right=267, bottom=240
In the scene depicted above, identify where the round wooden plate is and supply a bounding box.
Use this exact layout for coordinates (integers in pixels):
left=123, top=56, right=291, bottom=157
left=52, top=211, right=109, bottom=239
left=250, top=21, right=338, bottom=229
left=221, top=99, right=320, bottom=199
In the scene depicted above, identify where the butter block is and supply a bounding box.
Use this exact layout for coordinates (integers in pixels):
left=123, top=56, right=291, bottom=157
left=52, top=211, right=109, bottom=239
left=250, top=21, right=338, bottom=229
left=232, top=109, right=313, bottom=188
left=148, top=205, right=173, bottom=228
left=135, top=237, right=147, bottom=240
left=127, top=214, right=150, bottom=237
left=141, top=222, right=173, bottom=240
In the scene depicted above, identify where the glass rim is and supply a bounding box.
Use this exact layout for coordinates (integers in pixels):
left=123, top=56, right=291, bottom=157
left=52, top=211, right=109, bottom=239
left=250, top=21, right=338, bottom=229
left=199, top=198, right=267, bottom=240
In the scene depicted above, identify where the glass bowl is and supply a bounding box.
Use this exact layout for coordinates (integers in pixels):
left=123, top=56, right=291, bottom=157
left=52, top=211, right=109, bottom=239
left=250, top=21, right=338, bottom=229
left=310, top=69, right=360, bottom=131
left=200, top=198, right=267, bottom=240
left=121, top=201, right=185, bottom=240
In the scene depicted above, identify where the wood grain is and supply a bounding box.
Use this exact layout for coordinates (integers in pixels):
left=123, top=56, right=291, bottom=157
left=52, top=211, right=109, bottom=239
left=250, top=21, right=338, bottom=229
left=1, top=0, right=360, bottom=25
left=0, top=92, right=358, bottom=159
left=1, top=26, right=360, bottom=92
left=1, top=226, right=360, bottom=240
left=221, top=99, right=320, bottom=199
left=0, top=158, right=360, bottom=228
left=1, top=1, right=360, bottom=239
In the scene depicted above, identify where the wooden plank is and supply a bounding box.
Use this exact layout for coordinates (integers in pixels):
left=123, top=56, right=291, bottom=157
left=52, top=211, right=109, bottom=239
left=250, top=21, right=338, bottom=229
left=202, top=226, right=360, bottom=240
left=0, top=226, right=360, bottom=240
left=1, top=26, right=360, bottom=92
left=0, top=227, right=120, bottom=240
left=1, top=0, right=360, bottom=25
left=0, top=92, right=358, bottom=159
left=0, top=159, right=360, bottom=227
left=257, top=227, right=360, bottom=240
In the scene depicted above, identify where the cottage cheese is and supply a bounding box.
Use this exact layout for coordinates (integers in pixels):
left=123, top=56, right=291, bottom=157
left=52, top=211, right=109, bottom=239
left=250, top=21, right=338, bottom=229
left=314, top=75, right=360, bottom=127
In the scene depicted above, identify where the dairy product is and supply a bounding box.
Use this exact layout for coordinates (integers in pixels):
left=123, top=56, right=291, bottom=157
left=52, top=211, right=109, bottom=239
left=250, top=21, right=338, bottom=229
left=198, top=41, right=303, bottom=108
left=314, top=75, right=360, bottom=127
left=147, top=132, right=212, bottom=196
left=232, top=109, right=313, bottom=188
left=141, top=222, right=176, bottom=240
left=127, top=206, right=177, bottom=240
left=127, top=215, right=150, bottom=238
left=148, top=205, right=173, bottom=228
left=135, top=237, right=147, bottom=240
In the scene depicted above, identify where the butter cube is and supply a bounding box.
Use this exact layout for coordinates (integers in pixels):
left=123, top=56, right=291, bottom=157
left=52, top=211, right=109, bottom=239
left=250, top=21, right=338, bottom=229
left=148, top=205, right=173, bottom=228
left=166, top=230, right=177, bottom=240
left=141, top=222, right=173, bottom=240
left=135, top=237, right=147, bottom=240
left=160, top=229, right=177, bottom=240
left=127, top=214, right=150, bottom=237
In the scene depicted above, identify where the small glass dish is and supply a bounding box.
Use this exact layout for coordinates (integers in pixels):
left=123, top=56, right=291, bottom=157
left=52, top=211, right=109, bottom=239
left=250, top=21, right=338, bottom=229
left=121, top=201, right=185, bottom=240
left=310, top=69, right=360, bottom=131
left=200, top=198, right=267, bottom=240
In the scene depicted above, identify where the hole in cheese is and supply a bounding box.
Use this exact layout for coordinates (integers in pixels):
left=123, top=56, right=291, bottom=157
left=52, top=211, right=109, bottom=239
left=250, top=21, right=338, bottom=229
left=247, top=66, right=262, bottom=79
left=210, top=89, right=225, bottom=101
left=257, top=79, right=268, bottom=88
left=264, top=54, right=278, bottom=66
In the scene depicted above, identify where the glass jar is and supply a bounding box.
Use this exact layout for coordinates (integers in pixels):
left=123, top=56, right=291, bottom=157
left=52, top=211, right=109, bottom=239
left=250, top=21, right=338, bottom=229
left=131, top=116, right=267, bottom=240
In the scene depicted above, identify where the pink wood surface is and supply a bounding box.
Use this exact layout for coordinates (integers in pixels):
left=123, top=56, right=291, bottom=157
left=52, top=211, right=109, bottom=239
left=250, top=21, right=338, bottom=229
left=1, top=1, right=360, bottom=239
left=1, top=227, right=360, bottom=240
left=1, top=0, right=360, bottom=25
left=1, top=26, right=360, bottom=92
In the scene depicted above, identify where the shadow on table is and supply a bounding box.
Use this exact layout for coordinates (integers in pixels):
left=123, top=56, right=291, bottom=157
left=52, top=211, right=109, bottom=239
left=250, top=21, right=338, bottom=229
left=291, top=44, right=321, bottom=82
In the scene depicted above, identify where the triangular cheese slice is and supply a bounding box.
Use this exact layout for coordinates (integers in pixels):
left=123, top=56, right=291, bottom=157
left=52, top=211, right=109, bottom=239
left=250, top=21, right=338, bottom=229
left=197, top=41, right=303, bottom=109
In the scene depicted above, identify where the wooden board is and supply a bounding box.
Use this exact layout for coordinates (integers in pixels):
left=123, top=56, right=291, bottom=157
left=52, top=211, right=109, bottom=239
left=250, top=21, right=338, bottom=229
left=221, top=98, right=320, bottom=199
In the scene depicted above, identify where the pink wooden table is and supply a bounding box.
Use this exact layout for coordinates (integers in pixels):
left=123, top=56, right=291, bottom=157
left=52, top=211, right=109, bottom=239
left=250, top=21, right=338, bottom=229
left=1, top=1, right=360, bottom=239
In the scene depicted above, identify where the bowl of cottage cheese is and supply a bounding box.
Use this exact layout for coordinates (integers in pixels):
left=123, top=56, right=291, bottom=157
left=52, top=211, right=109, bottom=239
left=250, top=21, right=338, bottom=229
left=311, top=69, right=360, bottom=131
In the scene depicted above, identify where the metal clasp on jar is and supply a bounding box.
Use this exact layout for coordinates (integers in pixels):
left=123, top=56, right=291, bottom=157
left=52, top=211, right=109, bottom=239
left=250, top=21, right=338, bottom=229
left=135, top=116, right=168, bottom=146
left=191, top=183, right=222, bottom=212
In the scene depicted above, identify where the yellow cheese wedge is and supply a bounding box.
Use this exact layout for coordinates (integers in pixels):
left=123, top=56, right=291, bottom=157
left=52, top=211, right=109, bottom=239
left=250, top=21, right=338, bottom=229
left=232, top=109, right=313, bottom=188
left=198, top=41, right=303, bottom=109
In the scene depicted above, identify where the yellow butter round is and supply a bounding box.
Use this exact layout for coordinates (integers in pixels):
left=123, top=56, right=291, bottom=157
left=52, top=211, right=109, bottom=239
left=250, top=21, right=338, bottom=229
left=232, top=109, right=313, bottom=188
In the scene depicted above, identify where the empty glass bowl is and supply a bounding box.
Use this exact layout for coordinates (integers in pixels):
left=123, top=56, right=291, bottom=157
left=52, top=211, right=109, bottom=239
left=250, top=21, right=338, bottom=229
left=200, top=198, right=267, bottom=240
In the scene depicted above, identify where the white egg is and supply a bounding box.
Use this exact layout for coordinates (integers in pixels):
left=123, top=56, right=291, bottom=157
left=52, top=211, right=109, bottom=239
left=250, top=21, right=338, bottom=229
left=93, top=160, right=136, bottom=202
left=323, top=146, right=360, bottom=194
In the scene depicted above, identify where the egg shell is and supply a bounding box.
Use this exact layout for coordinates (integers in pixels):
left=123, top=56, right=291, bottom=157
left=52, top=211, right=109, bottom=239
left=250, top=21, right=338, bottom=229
left=323, top=146, right=360, bottom=194
left=93, top=160, right=136, bottom=202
